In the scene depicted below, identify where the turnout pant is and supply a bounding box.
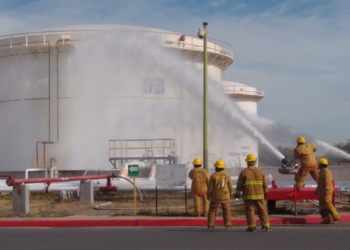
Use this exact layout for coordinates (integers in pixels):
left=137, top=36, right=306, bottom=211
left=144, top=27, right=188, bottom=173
left=319, top=195, right=340, bottom=224
left=193, top=194, right=209, bottom=216
left=244, top=200, right=270, bottom=229
left=296, top=167, right=319, bottom=191
left=207, top=201, right=231, bottom=227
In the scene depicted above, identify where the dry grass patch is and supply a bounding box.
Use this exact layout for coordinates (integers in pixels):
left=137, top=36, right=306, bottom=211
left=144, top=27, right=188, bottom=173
left=3, top=190, right=346, bottom=218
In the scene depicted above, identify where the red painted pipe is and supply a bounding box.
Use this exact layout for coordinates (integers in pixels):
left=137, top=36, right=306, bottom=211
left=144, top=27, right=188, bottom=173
left=267, top=181, right=337, bottom=207
left=5, top=174, right=115, bottom=186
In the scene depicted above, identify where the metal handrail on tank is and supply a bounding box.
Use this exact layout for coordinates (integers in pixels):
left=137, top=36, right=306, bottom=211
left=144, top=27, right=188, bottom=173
left=184, top=153, right=220, bottom=167
left=222, top=85, right=265, bottom=97
left=108, top=139, right=178, bottom=169
left=109, top=139, right=176, bottom=159
left=0, top=29, right=233, bottom=59
left=156, top=32, right=233, bottom=58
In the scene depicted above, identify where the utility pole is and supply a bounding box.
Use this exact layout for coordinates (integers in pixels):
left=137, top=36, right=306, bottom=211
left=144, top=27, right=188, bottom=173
left=198, top=22, right=209, bottom=170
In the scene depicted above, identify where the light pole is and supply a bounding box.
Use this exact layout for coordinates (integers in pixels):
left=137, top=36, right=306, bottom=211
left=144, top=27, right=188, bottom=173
left=198, top=22, right=209, bottom=170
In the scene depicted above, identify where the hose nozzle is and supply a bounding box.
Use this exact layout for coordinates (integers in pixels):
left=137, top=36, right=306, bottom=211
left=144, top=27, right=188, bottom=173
left=281, top=157, right=288, bottom=165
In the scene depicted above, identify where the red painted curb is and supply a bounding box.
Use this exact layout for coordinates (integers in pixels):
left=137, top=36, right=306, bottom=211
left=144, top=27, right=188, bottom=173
left=137, top=219, right=207, bottom=227
left=0, top=215, right=349, bottom=227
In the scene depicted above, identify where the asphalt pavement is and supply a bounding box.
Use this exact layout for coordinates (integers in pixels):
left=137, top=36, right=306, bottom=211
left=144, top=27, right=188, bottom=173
left=1, top=226, right=350, bottom=250
left=1, top=213, right=350, bottom=227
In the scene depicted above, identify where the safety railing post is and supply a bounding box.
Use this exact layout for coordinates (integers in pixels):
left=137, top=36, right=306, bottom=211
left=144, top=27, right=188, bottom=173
left=294, top=184, right=298, bottom=216
left=155, top=186, right=158, bottom=215
left=185, top=185, right=188, bottom=215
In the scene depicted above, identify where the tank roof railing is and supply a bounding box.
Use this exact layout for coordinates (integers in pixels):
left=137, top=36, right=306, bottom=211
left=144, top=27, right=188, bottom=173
left=183, top=153, right=221, bottom=167
left=0, top=29, right=233, bottom=59
left=0, top=31, right=84, bottom=49
left=222, top=85, right=265, bottom=98
left=109, top=138, right=176, bottom=159
left=159, top=32, right=233, bottom=58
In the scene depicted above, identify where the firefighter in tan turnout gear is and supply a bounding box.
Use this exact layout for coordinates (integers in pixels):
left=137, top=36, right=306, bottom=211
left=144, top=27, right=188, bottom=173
left=294, top=136, right=319, bottom=191
left=235, top=153, right=272, bottom=232
left=316, top=157, right=340, bottom=224
left=207, top=159, right=232, bottom=229
left=188, top=158, right=209, bottom=217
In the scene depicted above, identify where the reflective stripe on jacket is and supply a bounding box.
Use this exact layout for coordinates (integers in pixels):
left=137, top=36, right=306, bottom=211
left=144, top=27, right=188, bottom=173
left=188, top=167, right=209, bottom=195
left=235, top=166, right=267, bottom=201
left=294, top=143, right=317, bottom=168
left=316, top=168, right=334, bottom=196
left=207, top=170, right=232, bottom=202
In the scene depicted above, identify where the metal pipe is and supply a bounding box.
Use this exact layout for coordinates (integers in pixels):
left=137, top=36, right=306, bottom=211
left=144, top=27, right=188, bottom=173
left=57, top=42, right=59, bottom=141
left=35, top=141, right=55, bottom=169
left=203, top=22, right=209, bottom=170
left=25, top=169, right=48, bottom=179
left=94, top=202, right=112, bottom=210
left=307, top=199, right=319, bottom=206
left=43, top=142, right=46, bottom=166
left=48, top=44, right=51, bottom=141
left=49, top=166, right=58, bottom=178
left=335, top=199, right=350, bottom=205
left=36, top=142, right=39, bottom=167
left=112, top=176, right=143, bottom=201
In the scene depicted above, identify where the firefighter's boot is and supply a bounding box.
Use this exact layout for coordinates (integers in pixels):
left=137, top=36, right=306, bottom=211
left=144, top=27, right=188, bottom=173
left=261, top=226, right=273, bottom=232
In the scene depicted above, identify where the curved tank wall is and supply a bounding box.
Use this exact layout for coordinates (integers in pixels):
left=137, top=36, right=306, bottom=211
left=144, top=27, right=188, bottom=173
left=221, top=81, right=264, bottom=167
left=0, top=26, right=262, bottom=171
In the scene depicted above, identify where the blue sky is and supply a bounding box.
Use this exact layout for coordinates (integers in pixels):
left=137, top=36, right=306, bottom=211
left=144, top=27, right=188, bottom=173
left=0, top=0, right=349, bottom=144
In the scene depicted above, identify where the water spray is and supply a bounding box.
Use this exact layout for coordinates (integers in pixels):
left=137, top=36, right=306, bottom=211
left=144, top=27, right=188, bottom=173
left=206, top=85, right=285, bottom=161
left=316, top=140, right=350, bottom=160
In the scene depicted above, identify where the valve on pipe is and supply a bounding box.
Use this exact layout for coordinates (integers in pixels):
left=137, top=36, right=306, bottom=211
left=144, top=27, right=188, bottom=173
left=99, top=177, right=117, bottom=192
left=5, top=175, right=16, bottom=186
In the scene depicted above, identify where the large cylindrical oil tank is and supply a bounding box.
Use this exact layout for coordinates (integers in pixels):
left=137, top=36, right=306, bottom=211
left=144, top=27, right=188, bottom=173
left=0, top=25, right=263, bottom=171
left=221, top=81, right=264, bottom=167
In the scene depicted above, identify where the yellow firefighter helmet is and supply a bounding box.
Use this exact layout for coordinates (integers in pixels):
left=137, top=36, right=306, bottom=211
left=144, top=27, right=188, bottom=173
left=296, top=136, right=306, bottom=143
left=214, top=159, right=225, bottom=169
left=245, top=153, right=257, bottom=162
left=193, top=158, right=202, bottom=165
left=318, top=157, right=328, bottom=165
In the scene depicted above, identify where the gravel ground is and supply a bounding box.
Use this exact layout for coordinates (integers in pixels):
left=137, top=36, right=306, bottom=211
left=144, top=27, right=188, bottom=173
left=1, top=191, right=350, bottom=218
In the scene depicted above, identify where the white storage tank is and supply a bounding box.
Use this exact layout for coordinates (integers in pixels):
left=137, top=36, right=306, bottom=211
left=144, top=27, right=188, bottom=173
left=221, top=81, right=264, bottom=167
left=0, top=25, right=263, bottom=171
